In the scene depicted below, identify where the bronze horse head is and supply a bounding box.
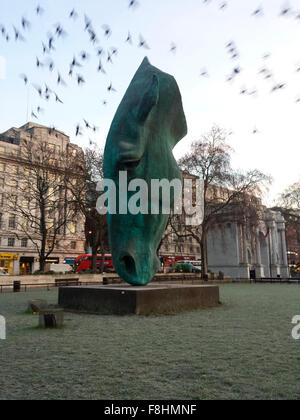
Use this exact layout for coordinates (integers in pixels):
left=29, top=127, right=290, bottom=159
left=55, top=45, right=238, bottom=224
left=103, top=57, right=187, bottom=286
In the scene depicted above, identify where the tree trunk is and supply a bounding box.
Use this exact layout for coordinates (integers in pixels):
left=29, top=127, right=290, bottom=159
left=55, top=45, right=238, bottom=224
left=39, top=256, right=46, bottom=272
left=99, top=253, right=105, bottom=274
left=200, top=230, right=208, bottom=279
left=40, top=199, right=47, bottom=272
left=91, top=245, right=98, bottom=273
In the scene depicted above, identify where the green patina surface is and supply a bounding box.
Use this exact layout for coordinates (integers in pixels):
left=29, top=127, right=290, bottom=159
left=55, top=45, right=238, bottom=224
left=104, top=57, right=187, bottom=286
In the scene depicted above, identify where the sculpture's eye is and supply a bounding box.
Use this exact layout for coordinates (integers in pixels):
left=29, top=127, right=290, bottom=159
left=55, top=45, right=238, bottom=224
left=118, top=158, right=141, bottom=171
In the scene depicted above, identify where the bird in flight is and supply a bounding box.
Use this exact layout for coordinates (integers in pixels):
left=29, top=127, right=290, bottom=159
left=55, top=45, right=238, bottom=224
left=126, top=32, right=133, bottom=44
left=280, top=5, right=291, bottom=16
left=84, top=15, right=92, bottom=31
left=54, top=23, right=67, bottom=38
left=102, top=25, right=112, bottom=38
left=96, top=47, right=104, bottom=56
left=57, top=72, right=67, bottom=87
left=76, top=124, right=82, bottom=136
left=252, top=6, right=263, bottom=16
left=42, top=42, right=49, bottom=54
left=200, top=68, right=209, bottom=77
left=77, top=74, right=85, bottom=85
left=47, top=33, right=55, bottom=51
left=107, top=82, right=116, bottom=92
left=69, top=9, right=78, bottom=20
left=36, top=4, right=44, bottom=15
left=83, top=119, right=91, bottom=129
left=97, top=60, right=106, bottom=74
left=129, top=0, right=139, bottom=9
left=138, top=34, right=150, bottom=49
left=88, top=28, right=98, bottom=44
left=54, top=93, right=63, bottom=103
left=36, top=56, right=44, bottom=68
left=110, top=47, right=118, bottom=56
left=13, top=26, right=25, bottom=42
left=20, top=74, right=28, bottom=85
left=80, top=51, right=90, bottom=61
left=170, top=43, right=177, bottom=54
left=21, top=17, right=31, bottom=30
left=47, top=59, right=55, bottom=72
left=107, top=51, right=113, bottom=64
left=71, top=56, right=82, bottom=68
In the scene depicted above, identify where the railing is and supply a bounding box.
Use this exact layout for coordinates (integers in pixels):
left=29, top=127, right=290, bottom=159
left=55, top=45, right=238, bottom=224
left=0, top=281, right=102, bottom=293
left=2, top=276, right=298, bottom=293
left=254, top=278, right=300, bottom=284
left=102, top=274, right=245, bottom=285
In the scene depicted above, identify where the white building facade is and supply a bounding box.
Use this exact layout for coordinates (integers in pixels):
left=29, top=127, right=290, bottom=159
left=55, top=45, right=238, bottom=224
left=207, top=209, right=290, bottom=279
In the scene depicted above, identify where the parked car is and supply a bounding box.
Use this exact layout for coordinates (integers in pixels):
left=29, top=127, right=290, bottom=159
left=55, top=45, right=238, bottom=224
left=0, top=267, right=8, bottom=276
left=177, top=260, right=202, bottom=274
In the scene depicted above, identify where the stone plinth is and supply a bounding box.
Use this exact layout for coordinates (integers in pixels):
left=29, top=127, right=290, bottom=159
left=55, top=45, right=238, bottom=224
left=39, top=308, right=64, bottom=328
left=58, top=284, right=220, bottom=316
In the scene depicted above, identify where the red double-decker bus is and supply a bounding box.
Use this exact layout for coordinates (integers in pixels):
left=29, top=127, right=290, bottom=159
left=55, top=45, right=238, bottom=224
left=74, top=254, right=114, bottom=273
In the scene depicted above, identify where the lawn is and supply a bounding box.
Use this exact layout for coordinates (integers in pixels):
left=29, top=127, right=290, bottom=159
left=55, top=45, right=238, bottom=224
left=0, top=284, right=299, bottom=400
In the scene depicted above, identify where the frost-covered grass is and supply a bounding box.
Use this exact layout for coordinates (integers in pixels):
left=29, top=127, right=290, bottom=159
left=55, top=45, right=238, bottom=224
left=0, top=284, right=299, bottom=400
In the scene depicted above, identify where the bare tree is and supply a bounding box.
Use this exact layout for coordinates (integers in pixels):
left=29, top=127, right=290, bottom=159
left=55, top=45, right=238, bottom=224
left=177, top=125, right=271, bottom=276
left=275, top=180, right=300, bottom=266
left=278, top=181, right=300, bottom=212
left=6, top=138, right=80, bottom=272
left=66, top=147, right=109, bottom=273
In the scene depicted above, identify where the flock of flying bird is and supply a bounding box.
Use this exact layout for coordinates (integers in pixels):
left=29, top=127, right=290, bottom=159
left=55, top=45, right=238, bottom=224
left=1, top=0, right=300, bottom=140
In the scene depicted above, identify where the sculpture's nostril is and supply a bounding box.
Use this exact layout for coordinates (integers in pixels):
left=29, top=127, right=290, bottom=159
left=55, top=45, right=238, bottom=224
left=121, top=255, right=137, bottom=277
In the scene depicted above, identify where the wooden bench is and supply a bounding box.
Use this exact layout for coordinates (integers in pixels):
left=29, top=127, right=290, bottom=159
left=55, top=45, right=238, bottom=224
left=55, top=278, right=79, bottom=287
left=102, top=277, right=123, bottom=285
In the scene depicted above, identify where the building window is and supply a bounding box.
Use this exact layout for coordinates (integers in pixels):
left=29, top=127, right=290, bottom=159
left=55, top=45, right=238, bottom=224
left=11, top=179, right=18, bottom=189
left=10, top=165, right=18, bottom=175
left=9, top=196, right=17, bottom=210
left=48, top=144, right=55, bottom=153
left=0, top=213, right=2, bottom=230
left=71, top=241, right=77, bottom=250
left=8, top=215, right=16, bottom=229
left=21, top=238, right=28, bottom=248
left=8, top=238, right=15, bottom=247
left=70, top=222, right=77, bottom=234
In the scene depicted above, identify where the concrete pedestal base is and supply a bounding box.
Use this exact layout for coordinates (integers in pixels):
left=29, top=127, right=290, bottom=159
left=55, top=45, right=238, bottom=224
left=58, top=284, right=220, bottom=316
left=39, top=308, right=64, bottom=328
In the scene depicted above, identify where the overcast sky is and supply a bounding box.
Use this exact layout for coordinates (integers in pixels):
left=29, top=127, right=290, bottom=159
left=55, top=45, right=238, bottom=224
left=0, top=0, right=300, bottom=206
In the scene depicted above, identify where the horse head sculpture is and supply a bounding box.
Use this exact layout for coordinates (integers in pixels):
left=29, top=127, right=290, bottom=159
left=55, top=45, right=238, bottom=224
left=103, top=57, right=187, bottom=286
